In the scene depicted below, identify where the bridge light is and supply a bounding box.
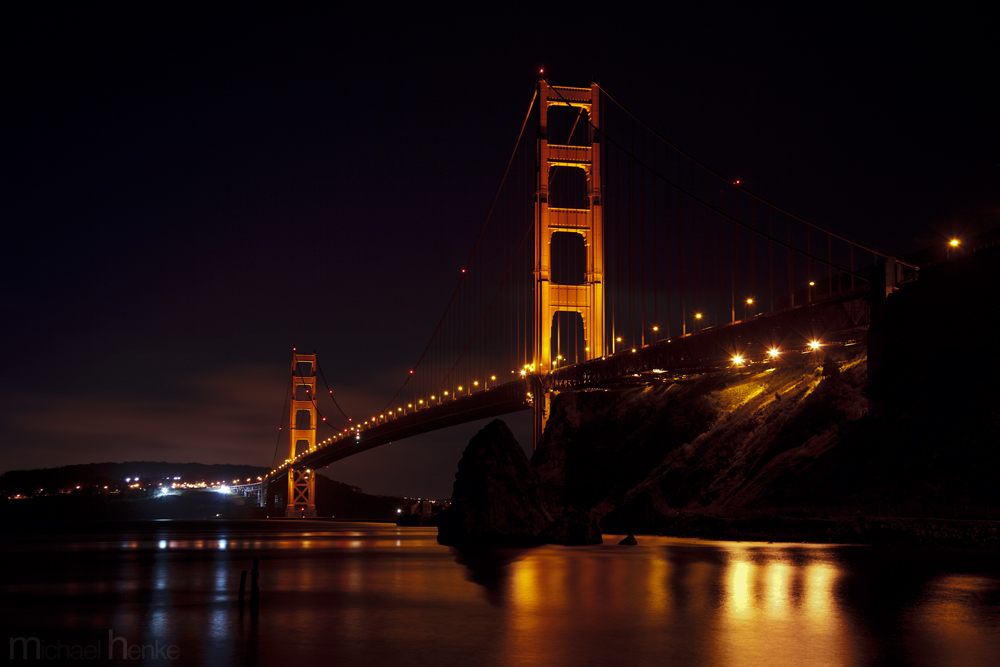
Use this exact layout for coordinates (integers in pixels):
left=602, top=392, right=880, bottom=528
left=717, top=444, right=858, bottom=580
left=520, top=369, right=527, bottom=377
left=809, top=340, right=821, bottom=349
left=695, top=313, right=702, bottom=319
left=769, top=348, right=780, bottom=357
left=949, top=238, right=960, bottom=247
left=732, top=355, right=744, bottom=366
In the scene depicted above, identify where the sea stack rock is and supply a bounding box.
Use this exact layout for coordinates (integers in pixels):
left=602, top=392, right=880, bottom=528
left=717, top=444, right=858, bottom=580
left=437, top=420, right=553, bottom=546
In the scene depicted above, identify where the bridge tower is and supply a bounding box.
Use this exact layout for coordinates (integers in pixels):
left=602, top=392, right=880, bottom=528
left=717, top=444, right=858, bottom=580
left=532, top=81, right=604, bottom=445
left=287, top=352, right=317, bottom=517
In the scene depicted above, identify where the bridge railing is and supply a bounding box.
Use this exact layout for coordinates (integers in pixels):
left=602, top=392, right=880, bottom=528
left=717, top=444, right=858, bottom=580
left=547, top=288, right=871, bottom=389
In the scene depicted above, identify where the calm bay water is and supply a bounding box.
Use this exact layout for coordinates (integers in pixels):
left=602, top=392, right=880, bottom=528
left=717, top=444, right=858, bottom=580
left=3, top=521, right=999, bottom=666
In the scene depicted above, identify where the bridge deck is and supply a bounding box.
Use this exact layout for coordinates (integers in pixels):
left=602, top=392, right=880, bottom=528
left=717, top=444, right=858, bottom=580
left=267, top=379, right=531, bottom=482
left=266, top=288, right=871, bottom=485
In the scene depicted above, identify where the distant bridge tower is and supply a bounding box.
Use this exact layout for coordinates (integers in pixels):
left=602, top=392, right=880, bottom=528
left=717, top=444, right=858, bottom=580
left=532, top=81, right=605, bottom=445
left=287, top=352, right=317, bottom=517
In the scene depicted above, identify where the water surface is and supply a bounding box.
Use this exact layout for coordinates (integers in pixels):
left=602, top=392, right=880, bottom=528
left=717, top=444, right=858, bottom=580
left=3, top=521, right=998, bottom=665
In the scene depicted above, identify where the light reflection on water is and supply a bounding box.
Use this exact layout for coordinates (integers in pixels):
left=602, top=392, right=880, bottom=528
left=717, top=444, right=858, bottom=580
left=2, top=523, right=998, bottom=666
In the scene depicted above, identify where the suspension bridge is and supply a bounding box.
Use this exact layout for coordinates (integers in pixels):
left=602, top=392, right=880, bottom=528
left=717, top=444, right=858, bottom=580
left=241, top=78, right=920, bottom=517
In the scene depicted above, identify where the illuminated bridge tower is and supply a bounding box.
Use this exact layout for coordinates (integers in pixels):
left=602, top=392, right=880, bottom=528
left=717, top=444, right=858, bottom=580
left=532, top=81, right=605, bottom=444
left=287, top=352, right=317, bottom=517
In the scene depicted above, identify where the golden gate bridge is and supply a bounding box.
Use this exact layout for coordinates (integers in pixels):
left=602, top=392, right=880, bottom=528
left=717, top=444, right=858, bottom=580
left=231, top=78, right=918, bottom=516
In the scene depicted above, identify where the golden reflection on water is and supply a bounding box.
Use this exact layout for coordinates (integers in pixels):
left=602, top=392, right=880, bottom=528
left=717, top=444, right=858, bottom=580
left=716, top=545, right=849, bottom=667
left=6, top=527, right=1000, bottom=666
left=497, top=539, right=859, bottom=667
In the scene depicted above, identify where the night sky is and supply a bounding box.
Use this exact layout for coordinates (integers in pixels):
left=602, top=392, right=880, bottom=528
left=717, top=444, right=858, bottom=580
left=4, top=6, right=996, bottom=497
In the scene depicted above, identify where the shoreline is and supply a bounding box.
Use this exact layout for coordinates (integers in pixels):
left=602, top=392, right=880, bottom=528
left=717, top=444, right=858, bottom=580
left=638, top=514, right=1000, bottom=549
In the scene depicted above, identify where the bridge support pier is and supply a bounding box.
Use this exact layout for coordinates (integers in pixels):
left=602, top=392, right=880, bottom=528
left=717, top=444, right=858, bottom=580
left=532, top=80, right=604, bottom=446
left=286, top=353, right=318, bottom=517
left=286, top=468, right=316, bottom=518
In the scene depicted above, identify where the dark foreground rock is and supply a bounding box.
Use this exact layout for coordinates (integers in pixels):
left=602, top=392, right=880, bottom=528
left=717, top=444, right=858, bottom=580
left=437, top=420, right=552, bottom=546
left=618, top=533, right=638, bottom=545
left=538, top=506, right=603, bottom=545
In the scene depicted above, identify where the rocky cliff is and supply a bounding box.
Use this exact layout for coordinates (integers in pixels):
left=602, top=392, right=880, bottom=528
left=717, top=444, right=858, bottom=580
left=441, top=247, right=1000, bottom=546
left=441, top=346, right=999, bottom=546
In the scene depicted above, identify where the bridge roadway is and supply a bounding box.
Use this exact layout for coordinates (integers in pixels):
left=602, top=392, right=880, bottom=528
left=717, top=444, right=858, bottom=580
left=264, top=286, right=872, bottom=492
left=264, top=378, right=533, bottom=487
left=547, top=287, right=871, bottom=389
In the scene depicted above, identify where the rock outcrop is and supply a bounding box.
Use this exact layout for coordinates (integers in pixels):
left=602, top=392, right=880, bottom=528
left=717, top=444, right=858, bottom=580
left=437, top=420, right=552, bottom=546
left=538, top=506, right=603, bottom=545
